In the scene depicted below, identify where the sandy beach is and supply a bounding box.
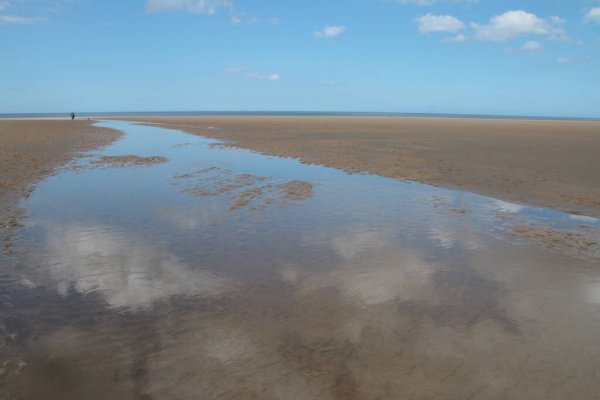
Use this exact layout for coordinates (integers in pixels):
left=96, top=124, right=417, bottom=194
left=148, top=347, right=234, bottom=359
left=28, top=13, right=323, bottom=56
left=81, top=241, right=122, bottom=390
left=0, top=120, right=121, bottom=248
left=2, top=118, right=600, bottom=399
left=3, top=116, right=599, bottom=221
left=5, top=0, right=600, bottom=397
left=114, top=116, right=600, bottom=217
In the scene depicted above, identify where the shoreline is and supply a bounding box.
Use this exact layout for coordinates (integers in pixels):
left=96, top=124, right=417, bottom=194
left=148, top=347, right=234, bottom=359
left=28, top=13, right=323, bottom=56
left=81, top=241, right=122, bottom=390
left=2, top=111, right=599, bottom=122
left=111, top=115, right=600, bottom=217
left=0, top=120, right=122, bottom=251
left=1, top=115, right=599, bottom=222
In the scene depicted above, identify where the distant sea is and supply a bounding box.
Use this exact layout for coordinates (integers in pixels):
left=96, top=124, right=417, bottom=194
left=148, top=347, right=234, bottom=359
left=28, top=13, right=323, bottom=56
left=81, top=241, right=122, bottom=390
left=1, top=111, right=598, bottom=121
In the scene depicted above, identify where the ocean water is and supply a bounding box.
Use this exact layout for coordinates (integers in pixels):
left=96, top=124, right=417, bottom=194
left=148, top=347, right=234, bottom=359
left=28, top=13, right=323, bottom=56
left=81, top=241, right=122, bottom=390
left=1, top=110, right=599, bottom=121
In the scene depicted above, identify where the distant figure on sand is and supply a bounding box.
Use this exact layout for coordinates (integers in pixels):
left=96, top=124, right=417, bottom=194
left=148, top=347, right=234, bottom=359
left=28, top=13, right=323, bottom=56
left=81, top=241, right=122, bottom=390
left=71, top=112, right=75, bottom=120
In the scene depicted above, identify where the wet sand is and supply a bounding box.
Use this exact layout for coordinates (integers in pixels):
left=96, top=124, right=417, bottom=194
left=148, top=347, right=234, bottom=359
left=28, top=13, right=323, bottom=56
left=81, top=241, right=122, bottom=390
left=91, top=155, right=168, bottom=168
left=0, top=120, right=122, bottom=248
left=2, top=120, right=600, bottom=399
left=115, top=116, right=600, bottom=217
left=173, top=167, right=314, bottom=211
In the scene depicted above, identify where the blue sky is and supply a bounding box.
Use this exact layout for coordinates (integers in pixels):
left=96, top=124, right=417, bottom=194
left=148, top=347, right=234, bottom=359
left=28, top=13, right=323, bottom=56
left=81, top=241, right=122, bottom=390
left=1, top=0, right=599, bottom=117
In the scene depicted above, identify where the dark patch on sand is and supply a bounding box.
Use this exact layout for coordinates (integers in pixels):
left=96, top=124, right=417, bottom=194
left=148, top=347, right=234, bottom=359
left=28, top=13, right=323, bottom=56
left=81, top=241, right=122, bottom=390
left=112, top=115, right=600, bottom=217
left=513, top=224, right=600, bottom=261
left=91, top=155, right=168, bottom=168
left=173, top=167, right=314, bottom=213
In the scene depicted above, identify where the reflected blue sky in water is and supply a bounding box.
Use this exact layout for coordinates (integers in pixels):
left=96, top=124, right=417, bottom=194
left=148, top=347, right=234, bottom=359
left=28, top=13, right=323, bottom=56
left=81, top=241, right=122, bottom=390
left=14, top=120, right=599, bottom=310
left=4, top=121, right=600, bottom=399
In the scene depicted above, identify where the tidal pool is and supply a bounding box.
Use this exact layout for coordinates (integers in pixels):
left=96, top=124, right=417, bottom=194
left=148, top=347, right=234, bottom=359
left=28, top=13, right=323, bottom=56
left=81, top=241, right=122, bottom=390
left=1, top=121, right=600, bottom=399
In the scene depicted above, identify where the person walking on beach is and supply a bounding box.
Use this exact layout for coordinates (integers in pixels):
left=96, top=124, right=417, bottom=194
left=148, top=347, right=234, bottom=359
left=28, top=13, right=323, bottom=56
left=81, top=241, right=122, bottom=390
left=71, top=112, right=75, bottom=120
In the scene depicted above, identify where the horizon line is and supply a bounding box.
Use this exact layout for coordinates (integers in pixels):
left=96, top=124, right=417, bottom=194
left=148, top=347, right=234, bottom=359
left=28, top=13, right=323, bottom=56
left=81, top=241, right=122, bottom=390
left=1, top=111, right=599, bottom=122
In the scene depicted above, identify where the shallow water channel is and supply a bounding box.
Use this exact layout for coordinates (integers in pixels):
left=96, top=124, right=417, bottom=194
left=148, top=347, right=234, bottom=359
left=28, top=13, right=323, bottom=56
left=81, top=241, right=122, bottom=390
left=2, top=121, right=600, bottom=399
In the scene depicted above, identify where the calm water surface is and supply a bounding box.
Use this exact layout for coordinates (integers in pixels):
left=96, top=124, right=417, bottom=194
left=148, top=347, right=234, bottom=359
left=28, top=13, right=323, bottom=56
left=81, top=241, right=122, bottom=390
left=1, top=121, right=600, bottom=399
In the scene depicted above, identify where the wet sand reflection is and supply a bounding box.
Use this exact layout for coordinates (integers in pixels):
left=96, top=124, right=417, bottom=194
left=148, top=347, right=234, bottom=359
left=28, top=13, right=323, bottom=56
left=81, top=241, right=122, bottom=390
left=2, top=121, right=600, bottom=399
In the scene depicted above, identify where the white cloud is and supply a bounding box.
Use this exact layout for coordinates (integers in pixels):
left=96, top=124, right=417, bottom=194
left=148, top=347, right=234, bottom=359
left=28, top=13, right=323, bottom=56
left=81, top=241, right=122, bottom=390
left=521, top=40, right=542, bottom=52
left=146, top=0, right=276, bottom=29
left=584, top=7, right=600, bottom=24
left=35, top=222, right=230, bottom=309
left=314, top=25, right=346, bottom=39
left=569, top=214, right=599, bottom=223
left=547, top=16, right=567, bottom=41
left=225, top=65, right=280, bottom=81
left=416, top=14, right=465, bottom=34
left=146, top=0, right=232, bottom=14
left=229, top=13, right=258, bottom=25
left=442, top=33, right=466, bottom=43
left=0, top=14, right=39, bottom=24
left=471, top=10, right=565, bottom=42
left=491, top=200, right=525, bottom=214
left=0, top=0, right=74, bottom=24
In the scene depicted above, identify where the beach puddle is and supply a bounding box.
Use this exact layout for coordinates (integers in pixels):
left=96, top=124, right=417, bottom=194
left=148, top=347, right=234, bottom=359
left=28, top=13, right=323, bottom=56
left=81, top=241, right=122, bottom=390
left=2, top=121, right=600, bottom=399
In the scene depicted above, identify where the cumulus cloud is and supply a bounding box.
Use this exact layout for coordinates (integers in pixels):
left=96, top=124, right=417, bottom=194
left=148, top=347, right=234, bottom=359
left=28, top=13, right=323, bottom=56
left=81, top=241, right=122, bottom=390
left=314, top=25, right=346, bottom=39
left=34, top=222, right=230, bottom=309
left=490, top=200, right=525, bottom=214
left=471, top=10, right=565, bottom=42
left=417, top=14, right=465, bottom=33
left=225, top=65, right=280, bottom=81
left=584, top=7, right=600, bottom=24
left=299, top=229, right=436, bottom=306
left=146, top=0, right=232, bottom=14
left=520, top=40, right=542, bottom=52
left=442, top=33, right=466, bottom=43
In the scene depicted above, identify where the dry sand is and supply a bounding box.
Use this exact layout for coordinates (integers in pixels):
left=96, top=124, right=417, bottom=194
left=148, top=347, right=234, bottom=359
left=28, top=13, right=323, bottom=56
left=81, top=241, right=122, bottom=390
left=0, top=120, right=121, bottom=248
left=115, top=116, right=600, bottom=217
